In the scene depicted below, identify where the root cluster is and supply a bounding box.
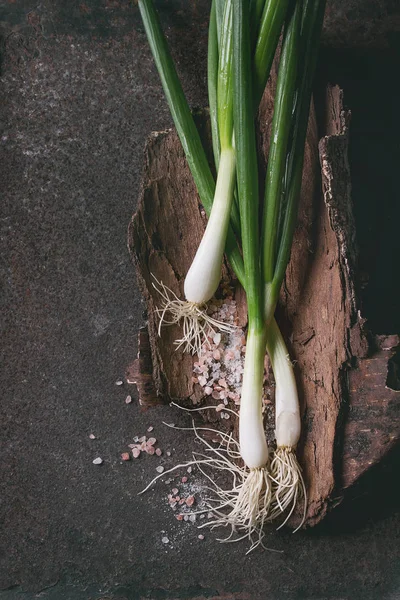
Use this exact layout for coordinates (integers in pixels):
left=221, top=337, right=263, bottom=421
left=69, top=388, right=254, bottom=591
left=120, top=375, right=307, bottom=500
left=141, top=409, right=306, bottom=553
left=152, top=276, right=235, bottom=356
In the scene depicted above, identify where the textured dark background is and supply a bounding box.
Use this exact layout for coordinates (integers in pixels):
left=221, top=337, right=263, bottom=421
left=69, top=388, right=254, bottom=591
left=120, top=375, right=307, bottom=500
left=1, top=1, right=400, bottom=599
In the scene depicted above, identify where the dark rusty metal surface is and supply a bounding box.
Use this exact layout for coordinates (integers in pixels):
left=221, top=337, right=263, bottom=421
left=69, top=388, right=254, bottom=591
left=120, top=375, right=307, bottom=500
left=1, top=1, right=400, bottom=599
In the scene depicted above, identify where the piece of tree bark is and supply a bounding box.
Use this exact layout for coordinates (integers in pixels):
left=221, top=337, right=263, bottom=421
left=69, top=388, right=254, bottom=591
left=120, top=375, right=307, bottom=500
left=127, top=84, right=399, bottom=527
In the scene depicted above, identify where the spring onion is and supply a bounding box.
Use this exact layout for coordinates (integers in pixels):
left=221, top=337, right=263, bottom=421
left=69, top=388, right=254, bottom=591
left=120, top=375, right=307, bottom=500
left=138, top=0, right=245, bottom=356
left=137, top=0, right=326, bottom=546
left=257, top=0, right=327, bottom=524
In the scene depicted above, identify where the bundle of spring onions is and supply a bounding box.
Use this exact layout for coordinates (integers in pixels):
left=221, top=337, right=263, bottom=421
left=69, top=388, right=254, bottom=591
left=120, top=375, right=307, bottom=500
left=137, top=0, right=325, bottom=549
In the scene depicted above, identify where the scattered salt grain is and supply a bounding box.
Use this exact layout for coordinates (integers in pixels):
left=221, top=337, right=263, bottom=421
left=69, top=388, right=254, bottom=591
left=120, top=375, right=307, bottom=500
left=156, top=466, right=164, bottom=473
left=146, top=445, right=155, bottom=455
left=187, top=466, right=192, bottom=474
left=185, top=496, right=195, bottom=507
left=147, top=426, right=154, bottom=432
left=198, top=534, right=205, bottom=540
left=181, top=476, right=188, bottom=483
left=198, top=376, right=207, bottom=387
left=155, top=448, right=162, bottom=456
left=204, top=386, right=213, bottom=396
left=138, top=436, right=146, bottom=443
left=166, top=451, right=171, bottom=457
left=132, top=448, right=141, bottom=458
left=125, top=395, right=132, bottom=404
left=121, top=452, right=130, bottom=461
left=115, top=380, right=123, bottom=386
left=213, top=333, right=221, bottom=346
left=189, top=514, right=197, bottom=522
left=92, top=457, right=103, bottom=465
left=147, top=437, right=157, bottom=446
left=183, top=515, right=189, bottom=521
left=89, top=434, right=96, bottom=440
left=172, top=488, right=179, bottom=495
left=161, top=536, right=169, bottom=544
left=176, top=514, right=183, bottom=521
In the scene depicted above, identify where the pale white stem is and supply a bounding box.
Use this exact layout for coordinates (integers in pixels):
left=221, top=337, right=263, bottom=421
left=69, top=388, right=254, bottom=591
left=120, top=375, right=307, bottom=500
left=239, top=327, right=269, bottom=469
left=267, top=318, right=301, bottom=448
left=184, top=148, right=236, bottom=304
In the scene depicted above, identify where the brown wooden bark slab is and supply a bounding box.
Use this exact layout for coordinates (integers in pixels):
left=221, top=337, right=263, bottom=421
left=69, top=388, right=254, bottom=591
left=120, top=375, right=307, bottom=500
left=127, top=83, right=400, bottom=527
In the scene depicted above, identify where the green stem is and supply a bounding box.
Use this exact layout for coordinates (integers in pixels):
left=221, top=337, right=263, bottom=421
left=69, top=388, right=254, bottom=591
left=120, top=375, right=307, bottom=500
left=265, top=0, right=326, bottom=322
left=262, top=1, right=301, bottom=287
left=272, top=0, right=326, bottom=290
left=218, top=0, right=234, bottom=149
left=208, top=0, right=220, bottom=170
left=233, top=0, right=263, bottom=328
left=215, top=0, right=225, bottom=49
left=253, top=0, right=291, bottom=108
left=250, top=0, right=266, bottom=48
left=208, top=0, right=242, bottom=239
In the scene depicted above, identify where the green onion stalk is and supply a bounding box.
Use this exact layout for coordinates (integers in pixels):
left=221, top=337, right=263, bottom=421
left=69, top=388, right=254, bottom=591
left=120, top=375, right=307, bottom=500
left=138, top=0, right=243, bottom=356
left=262, top=0, right=326, bottom=527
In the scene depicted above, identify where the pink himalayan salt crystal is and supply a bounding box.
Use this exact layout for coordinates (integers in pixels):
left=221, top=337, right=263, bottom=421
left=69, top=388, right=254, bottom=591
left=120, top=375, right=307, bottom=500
left=204, top=386, right=213, bottom=396
left=146, top=445, right=155, bottom=455
left=176, top=514, right=183, bottom=521
left=218, top=378, right=228, bottom=388
left=147, top=437, right=157, bottom=446
left=185, top=496, right=195, bottom=507
left=213, top=349, right=221, bottom=360
left=172, top=488, right=179, bottom=495
left=121, top=452, right=130, bottom=461
left=155, top=448, right=162, bottom=456
left=198, top=376, right=207, bottom=387
left=132, top=448, right=141, bottom=458
left=212, top=391, right=221, bottom=400
left=181, top=476, right=188, bottom=483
